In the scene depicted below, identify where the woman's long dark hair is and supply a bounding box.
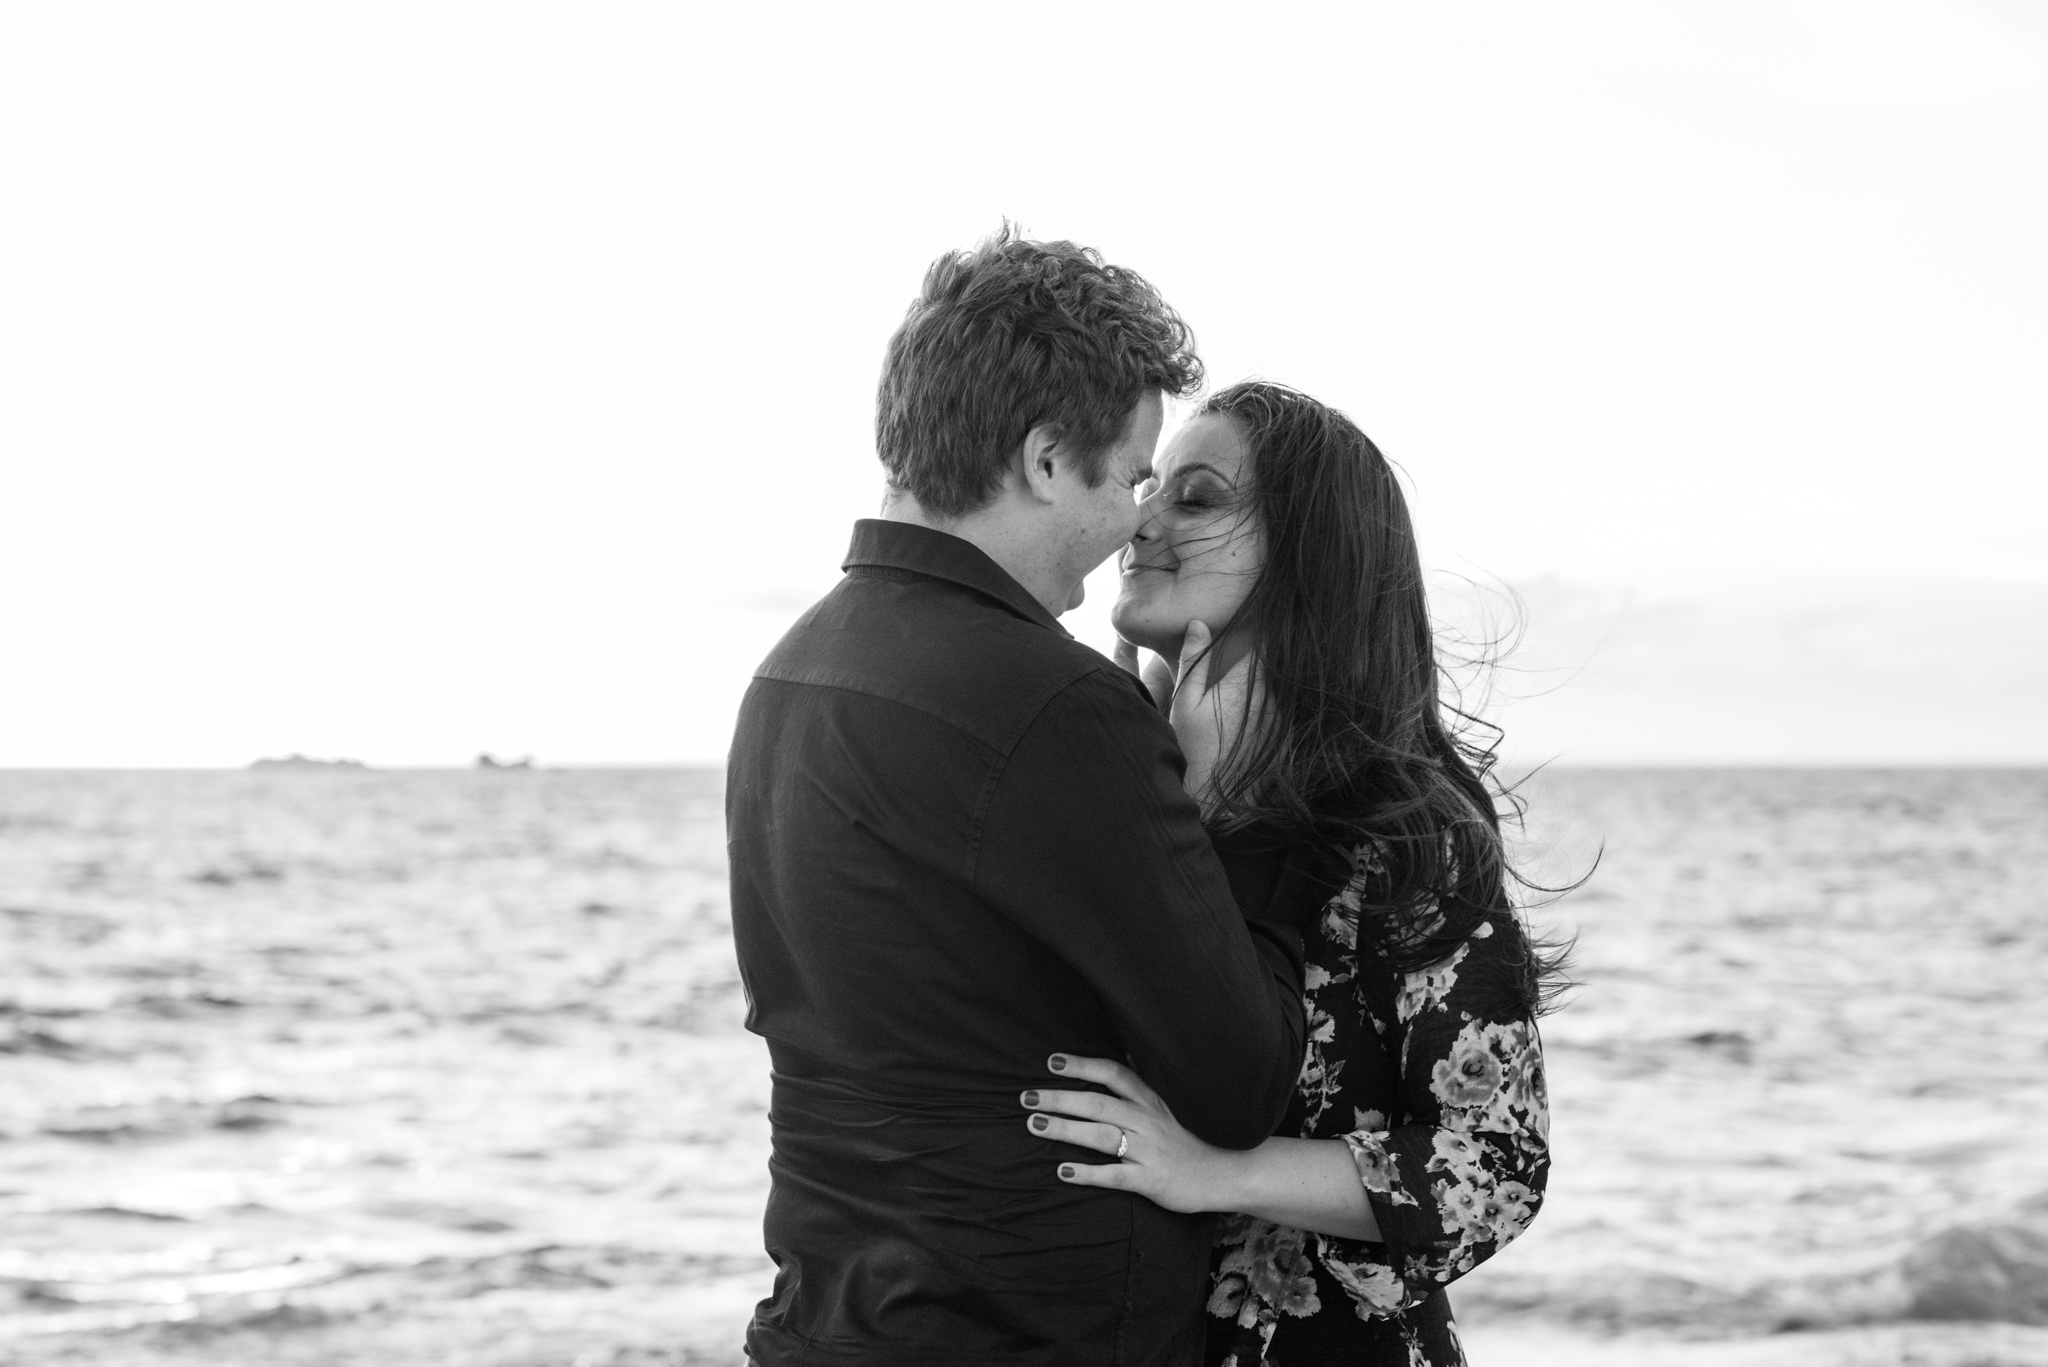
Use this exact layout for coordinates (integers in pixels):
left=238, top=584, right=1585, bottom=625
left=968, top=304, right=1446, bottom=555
left=1197, top=381, right=1574, bottom=1015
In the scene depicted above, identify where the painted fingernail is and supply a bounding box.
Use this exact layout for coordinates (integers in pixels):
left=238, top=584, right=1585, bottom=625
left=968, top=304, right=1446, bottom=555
left=1021, top=1091, right=1040, bottom=1107
left=1059, top=1164, right=1075, bottom=1179
left=1048, top=1055, right=1067, bottom=1072
left=1029, top=1114, right=1049, bottom=1132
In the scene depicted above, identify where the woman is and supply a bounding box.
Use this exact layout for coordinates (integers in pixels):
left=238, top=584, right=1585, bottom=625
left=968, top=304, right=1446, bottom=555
left=1023, top=381, right=1567, bottom=1366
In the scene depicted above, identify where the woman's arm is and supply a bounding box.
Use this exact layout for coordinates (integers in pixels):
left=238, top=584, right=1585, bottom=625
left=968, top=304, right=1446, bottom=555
left=1213, top=1136, right=1383, bottom=1241
left=1319, top=922, right=1551, bottom=1305
left=1024, top=1054, right=1381, bottom=1241
left=1028, top=915, right=1552, bottom=1308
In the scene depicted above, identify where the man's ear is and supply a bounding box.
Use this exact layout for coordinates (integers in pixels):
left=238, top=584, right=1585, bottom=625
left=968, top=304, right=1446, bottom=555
left=1017, top=422, right=1068, bottom=505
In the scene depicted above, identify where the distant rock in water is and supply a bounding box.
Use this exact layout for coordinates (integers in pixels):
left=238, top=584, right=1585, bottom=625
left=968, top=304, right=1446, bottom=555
left=249, top=754, right=369, bottom=771
left=474, top=753, right=536, bottom=770
left=1903, top=1196, right=2048, bottom=1324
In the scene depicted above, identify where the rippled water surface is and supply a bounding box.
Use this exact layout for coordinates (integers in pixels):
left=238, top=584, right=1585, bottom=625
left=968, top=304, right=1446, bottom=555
left=1478, top=768, right=2048, bottom=1362
left=2, top=768, right=2045, bottom=1365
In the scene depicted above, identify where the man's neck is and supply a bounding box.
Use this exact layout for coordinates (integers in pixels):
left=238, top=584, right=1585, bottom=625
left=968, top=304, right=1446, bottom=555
left=879, top=490, right=1071, bottom=616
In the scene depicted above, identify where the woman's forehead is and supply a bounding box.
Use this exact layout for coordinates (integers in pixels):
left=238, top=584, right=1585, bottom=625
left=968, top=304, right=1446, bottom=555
left=1159, top=413, right=1250, bottom=481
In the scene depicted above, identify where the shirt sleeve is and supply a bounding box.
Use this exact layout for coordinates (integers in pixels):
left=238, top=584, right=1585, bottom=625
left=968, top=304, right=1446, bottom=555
left=1316, top=910, right=1552, bottom=1315
left=972, top=668, right=1307, bottom=1149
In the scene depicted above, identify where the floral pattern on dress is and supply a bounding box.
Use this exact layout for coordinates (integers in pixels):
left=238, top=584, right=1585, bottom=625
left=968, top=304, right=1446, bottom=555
left=1206, top=840, right=1551, bottom=1367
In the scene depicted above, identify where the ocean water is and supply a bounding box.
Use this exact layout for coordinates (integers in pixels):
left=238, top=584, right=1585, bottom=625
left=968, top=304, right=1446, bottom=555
left=1, top=767, right=2045, bottom=1366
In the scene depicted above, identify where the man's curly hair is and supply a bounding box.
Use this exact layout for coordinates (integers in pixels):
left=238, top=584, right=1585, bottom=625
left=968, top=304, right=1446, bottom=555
left=875, top=225, right=1203, bottom=517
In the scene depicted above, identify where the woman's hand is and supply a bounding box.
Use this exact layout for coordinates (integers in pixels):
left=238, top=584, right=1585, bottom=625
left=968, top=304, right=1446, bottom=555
left=1025, top=1053, right=1387, bottom=1240
left=1022, top=1053, right=1240, bottom=1214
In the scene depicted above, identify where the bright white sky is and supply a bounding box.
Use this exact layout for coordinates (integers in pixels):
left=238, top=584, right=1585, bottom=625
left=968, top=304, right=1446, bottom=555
left=3, top=1, right=2043, bottom=767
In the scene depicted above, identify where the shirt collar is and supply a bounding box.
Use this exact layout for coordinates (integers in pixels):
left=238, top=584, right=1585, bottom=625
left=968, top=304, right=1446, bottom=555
left=842, top=519, right=1071, bottom=638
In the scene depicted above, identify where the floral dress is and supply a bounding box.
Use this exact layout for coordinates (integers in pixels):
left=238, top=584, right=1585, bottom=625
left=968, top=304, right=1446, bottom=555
left=1205, top=842, right=1551, bottom=1367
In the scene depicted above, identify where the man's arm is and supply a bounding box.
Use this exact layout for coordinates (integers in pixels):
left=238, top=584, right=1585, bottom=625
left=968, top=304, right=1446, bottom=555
left=974, top=668, right=1305, bottom=1148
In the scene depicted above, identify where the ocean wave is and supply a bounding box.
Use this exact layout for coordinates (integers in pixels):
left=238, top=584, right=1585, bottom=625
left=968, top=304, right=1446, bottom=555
left=124, top=990, right=259, bottom=1017
left=37, top=1096, right=293, bottom=1143
left=0, top=1244, right=762, bottom=1345
left=189, top=861, right=287, bottom=887
left=0, top=1264, right=350, bottom=1341
left=61, top=1207, right=193, bottom=1223
left=359, top=1199, right=518, bottom=1234
left=0, top=1024, right=103, bottom=1059
left=0, top=904, right=115, bottom=945
left=1467, top=1195, right=2048, bottom=1333
left=1900, top=1197, right=2048, bottom=1326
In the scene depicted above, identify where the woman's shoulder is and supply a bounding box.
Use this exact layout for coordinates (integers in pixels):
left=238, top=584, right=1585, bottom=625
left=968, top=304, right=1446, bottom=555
left=1209, top=822, right=1355, bottom=930
left=1315, top=839, right=1536, bottom=1014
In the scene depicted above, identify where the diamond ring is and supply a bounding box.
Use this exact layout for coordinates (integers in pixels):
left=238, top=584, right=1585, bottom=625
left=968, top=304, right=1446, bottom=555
left=1114, top=1127, right=1129, bottom=1160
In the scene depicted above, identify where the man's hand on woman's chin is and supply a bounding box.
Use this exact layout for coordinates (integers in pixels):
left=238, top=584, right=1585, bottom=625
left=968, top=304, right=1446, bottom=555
left=1113, top=635, right=1178, bottom=713
left=1170, top=621, right=1260, bottom=807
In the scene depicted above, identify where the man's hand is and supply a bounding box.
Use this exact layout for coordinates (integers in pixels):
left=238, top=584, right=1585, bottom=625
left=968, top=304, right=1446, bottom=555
left=1112, top=636, right=1176, bottom=712
left=1169, top=621, right=1256, bottom=808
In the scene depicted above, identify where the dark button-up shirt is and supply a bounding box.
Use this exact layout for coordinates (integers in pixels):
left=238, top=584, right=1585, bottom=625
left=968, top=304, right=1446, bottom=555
left=727, top=519, right=1307, bottom=1366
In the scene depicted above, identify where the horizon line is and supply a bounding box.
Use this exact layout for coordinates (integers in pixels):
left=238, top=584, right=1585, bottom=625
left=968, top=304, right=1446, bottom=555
left=5, top=760, right=2048, bottom=774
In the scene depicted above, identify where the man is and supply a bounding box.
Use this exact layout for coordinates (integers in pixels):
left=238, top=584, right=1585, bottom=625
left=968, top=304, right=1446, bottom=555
left=727, top=227, right=1307, bottom=1365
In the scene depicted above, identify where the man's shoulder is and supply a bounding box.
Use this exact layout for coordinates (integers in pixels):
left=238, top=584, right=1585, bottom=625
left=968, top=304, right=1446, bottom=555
left=751, top=576, right=1155, bottom=755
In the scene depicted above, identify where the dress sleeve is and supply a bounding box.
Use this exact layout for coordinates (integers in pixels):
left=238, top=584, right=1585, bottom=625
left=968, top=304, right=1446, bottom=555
left=1314, top=906, right=1552, bottom=1317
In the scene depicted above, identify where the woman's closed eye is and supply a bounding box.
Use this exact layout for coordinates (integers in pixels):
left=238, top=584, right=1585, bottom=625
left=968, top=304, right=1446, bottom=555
left=1167, top=477, right=1234, bottom=516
